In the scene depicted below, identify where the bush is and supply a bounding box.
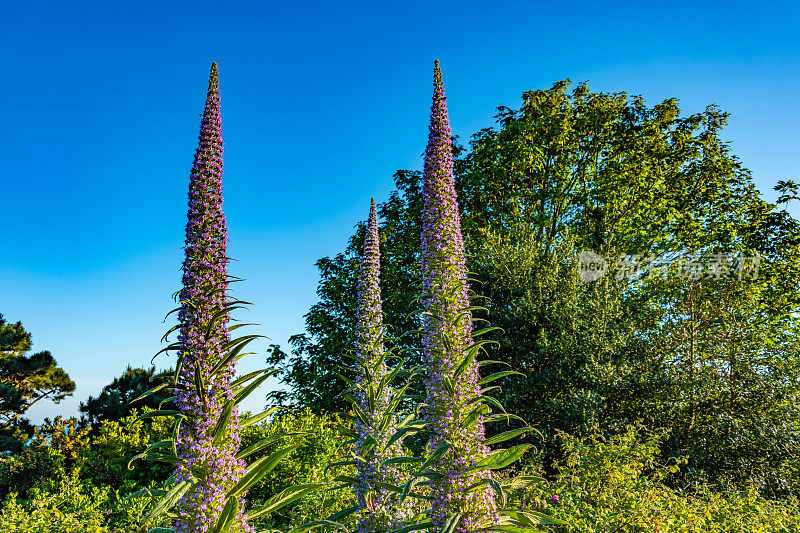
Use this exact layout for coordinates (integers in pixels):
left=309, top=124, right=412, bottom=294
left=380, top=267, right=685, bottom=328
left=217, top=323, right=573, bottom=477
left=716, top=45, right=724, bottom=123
left=241, top=407, right=356, bottom=529
left=515, top=425, right=800, bottom=532
left=83, top=407, right=173, bottom=489
left=0, top=416, right=88, bottom=499
left=0, top=473, right=170, bottom=533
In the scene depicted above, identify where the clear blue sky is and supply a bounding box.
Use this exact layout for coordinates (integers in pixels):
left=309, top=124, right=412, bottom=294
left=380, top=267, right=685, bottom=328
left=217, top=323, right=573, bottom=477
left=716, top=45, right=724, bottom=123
left=1, top=1, right=798, bottom=423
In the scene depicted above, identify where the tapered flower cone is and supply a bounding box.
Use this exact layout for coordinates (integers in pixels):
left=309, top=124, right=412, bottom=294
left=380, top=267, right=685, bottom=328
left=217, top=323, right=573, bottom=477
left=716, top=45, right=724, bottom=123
left=420, top=60, right=498, bottom=533
left=172, top=62, right=252, bottom=533
left=353, top=199, right=413, bottom=533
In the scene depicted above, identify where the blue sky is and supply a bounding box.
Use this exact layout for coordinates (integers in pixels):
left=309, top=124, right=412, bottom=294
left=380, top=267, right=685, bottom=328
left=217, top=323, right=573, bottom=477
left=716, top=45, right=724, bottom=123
left=1, top=1, right=798, bottom=423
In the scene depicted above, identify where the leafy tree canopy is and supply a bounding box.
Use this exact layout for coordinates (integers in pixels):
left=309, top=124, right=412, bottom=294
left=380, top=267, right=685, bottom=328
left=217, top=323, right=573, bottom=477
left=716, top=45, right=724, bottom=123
left=0, top=314, right=75, bottom=449
left=272, top=80, right=800, bottom=497
left=79, top=365, right=171, bottom=426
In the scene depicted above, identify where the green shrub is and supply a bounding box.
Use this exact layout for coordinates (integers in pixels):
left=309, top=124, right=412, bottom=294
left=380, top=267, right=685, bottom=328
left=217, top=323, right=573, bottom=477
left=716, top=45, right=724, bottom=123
left=240, top=407, right=356, bottom=529
left=0, top=473, right=172, bottom=533
left=83, top=407, right=173, bottom=489
left=515, top=426, right=800, bottom=532
left=0, top=416, right=88, bottom=499
left=0, top=446, right=64, bottom=501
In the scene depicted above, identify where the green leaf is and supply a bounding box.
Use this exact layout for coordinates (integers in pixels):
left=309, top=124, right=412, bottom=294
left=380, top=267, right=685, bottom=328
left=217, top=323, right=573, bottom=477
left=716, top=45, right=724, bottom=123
left=478, top=360, right=511, bottom=368
left=336, top=372, right=355, bottom=387
left=498, top=508, right=571, bottom=526
left=373, top=480, right=407, bottom=494
left=323, top=460, right=356, bottom=475
left=236, top=431, right=308, bottom=460
left=384, top=421, right=426, bottom=450
left=145, top=480, right=192, bottom=520
left=233, top=373, right=271, bottom=405
left=131, top=409, right=182, bottom=426
left=158, top=395, right=177, bottom=409
left=229, top=443, right=303, bottom=497
left=387, top=521, right=433, bottom=533
left=462, top=404, right=489, bottom=429
left=483, top=413, right=525, bottom=425
left=473, top=445, right=531, bottom=470
left=348, top=400, right=371, bottom=425
left=441, top=513, right=462, bottom=533
left=212, top=496, right=239, bottom=533
left=127, top=445, right=178, bottom=469
left=324, top=504, right=359, bottom=523
left=360, top=434, right=378, bottom=455
left=246, top=483, right=328, bottom=520
left=487, top=477, right=507, bottom=508
left=193, top=361, right=207, bottom=405
left=131, top=382, right=169, bottom=405
left=210, top=335, right=262, bottom=376
left=381, top=456, right=424, bottom=466
left=499, top=475, right=545, bottom=490
left=210, top=401, right=234, bottom=447
left=230, top=368, right=280, bottom=389
left=484, top=427, right=531, bottom=446
left=471, top=326, right=502, bottom=338
left=334, top=423, right=357, bottom=438
left=479, top=371, right=524, bottom=386
left=453, top=344, right=480, bottom=380
left=441, top=375, right=455, bottom=397
left=123, top=487, right=166, bottom=502
left=241, top=406, right=280, bottom=428
left=420, top=442, right=450, bottom=471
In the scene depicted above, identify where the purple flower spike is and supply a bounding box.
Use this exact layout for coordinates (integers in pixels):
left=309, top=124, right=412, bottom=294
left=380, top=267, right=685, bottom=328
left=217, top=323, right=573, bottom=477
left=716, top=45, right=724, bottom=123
left=172, top=63, right=252, bottom=533
left=420, top=60, right=498, bottom=533
left=353, top=199, right=413, bottom=533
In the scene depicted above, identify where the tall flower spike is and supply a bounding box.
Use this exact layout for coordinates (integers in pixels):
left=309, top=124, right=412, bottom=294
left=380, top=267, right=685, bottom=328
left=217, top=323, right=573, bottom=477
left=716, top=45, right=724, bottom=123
left=173, top=62, right=252, bottom=533
left=353, top=199, right=413, bottom=533
left=420, top=60, right=498, bottom=533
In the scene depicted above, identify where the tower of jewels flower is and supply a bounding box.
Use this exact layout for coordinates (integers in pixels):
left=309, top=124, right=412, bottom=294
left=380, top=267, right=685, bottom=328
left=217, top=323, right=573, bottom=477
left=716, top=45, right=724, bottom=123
left=353, top=199, right=414, bottom=533
left=172, top=62, right=252, bottom=533
left=420, top=60, right=499, bottom=533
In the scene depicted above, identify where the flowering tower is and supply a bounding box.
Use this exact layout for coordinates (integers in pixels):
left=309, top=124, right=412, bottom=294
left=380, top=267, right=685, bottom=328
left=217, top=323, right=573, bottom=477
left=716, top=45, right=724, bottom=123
left=353, top=199, right=413, bottom=533
left=172, top=62, right=251, bottom=533
left=420, top=60, right=498, bottom=533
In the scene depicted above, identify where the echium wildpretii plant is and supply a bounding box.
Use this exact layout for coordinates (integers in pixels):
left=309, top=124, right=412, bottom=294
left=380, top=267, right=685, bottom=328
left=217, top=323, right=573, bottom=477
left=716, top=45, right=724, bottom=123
left=169, top=60, right=253, bottom=533
left=418, top=58, right=500, bottom=533
left=322, top=200, right=427, bottom=533
left=404, top=61, right=567, bottom=533
left=349, top=199, right=416, bottom=533
left=128, top=63, right=326, bottom=533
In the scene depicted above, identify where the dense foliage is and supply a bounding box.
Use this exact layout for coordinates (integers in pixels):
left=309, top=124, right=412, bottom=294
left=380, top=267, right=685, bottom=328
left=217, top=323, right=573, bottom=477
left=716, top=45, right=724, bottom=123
left=0, top=314, right=75, bottom=453
left=0, top=408, right=345, bottom=532
left=80, top=366, right=172, bottom=426
left=516, top=426, right=800, bottom=532
left=272, top=80, right=800, bottom=499
left=2, top=410, right=798, bottom=532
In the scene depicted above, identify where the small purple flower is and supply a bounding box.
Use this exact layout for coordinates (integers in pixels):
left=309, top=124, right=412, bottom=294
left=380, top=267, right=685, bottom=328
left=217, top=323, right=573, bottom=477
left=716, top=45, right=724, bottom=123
left=552, top=495, right=559, bottom=502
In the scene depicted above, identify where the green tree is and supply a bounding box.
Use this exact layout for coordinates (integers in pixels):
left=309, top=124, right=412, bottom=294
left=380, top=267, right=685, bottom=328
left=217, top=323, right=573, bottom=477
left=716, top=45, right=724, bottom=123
left=79, top=365, right=171, bottom=426
left=276, top=80, right=800, bottom=496
left=0, top=314, right=75, bottom=451
left=644, top=274, right=800, bottom=496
